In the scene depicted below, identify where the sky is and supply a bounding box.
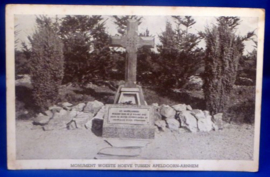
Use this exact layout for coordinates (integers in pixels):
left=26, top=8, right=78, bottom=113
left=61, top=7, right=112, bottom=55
left=15, top=15, right=258, bottom=55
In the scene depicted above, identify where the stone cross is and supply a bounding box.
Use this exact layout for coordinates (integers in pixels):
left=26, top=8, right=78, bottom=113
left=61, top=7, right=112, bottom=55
left=111, top=19, right=155, bottom=86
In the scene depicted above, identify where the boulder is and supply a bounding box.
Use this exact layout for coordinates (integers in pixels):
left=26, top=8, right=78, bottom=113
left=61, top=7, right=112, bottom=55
left=74, top=112, right=94, bottom=129
left=93, top=106, right=105, bottom=119
left=62, top=102, right=73, bottom=107
left=191, top=109, right=213, bottom=132
left=85, top=119, right=93, bottom=129
left=154, top=111, right=162, bottom=121
left=83, top=100, right=104, bottom=114
left=154, top=119, right=166, bottom=131
left=166, top=118, right=180, bottom=131
left=155, top=126, right=160, bottom=134
left=179, top=111, right=198, bottom=133
left=69, top=109, right=77, bottom=118
left=43, top=111, right=74, bottom=131
left=58, top=109, right=68, bottom=117
left=178, top=127, right=190, bottom=133
left=76, top=112, right=93, bottom=119
left=212, top=123, right=219, bottom=131
left=213, top=113, right=224, bottom=130
left=172, top=104, right=186, bottom=112
left=67, top=120, right=77, bottom=130
left=186, top=105, right=192, bottom=111
left=190, top=109, right=205, bottom=119
left=49, top=105, right=62, bottom=112
left=74, top=117, right=91, bottom=129
left=160, top=105, right=176, bottom=119
left=197, top=115, right=213, bottom=132
left=73, top=103, right=86, bottom=112
left=152, top=103, right=159, bottom=111
left=62, top=102, right=73, bottom=110
left=33, top=113, right=51, bottom=125
left=44, top=110, right=53, bottom=117
left=203, top=110, right=210, bottom=117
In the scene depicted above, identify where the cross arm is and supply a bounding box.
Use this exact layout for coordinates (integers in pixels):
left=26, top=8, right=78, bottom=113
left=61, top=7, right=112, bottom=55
left=138, top=36, right=155, bottom=48
left=111, top=36, right=124, bottom=47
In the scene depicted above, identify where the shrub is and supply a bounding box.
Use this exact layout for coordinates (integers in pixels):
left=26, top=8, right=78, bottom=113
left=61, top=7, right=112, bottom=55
left=28, top=17, right=64, bottom=111
left=203, top=17, right=254, bottom=116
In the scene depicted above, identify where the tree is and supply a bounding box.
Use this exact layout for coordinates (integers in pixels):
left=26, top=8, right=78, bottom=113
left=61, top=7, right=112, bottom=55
left=203, top=16, right=254, bottom=116
left=236, top=39, right=257, bottom=86
left=137, top=29, right=161, bottom=85
left=15, top=50, right=30, bottom=76
left=59, top=15, right=112, bottom=85
left=15, top=24, right=31, bottom=76
left=113, top=15, right=142, bottom=35
left=157, top=17, right=204, bottom=88
left=28, top=16, right=64, bottom=111
left=157, top=21, right=179, bottom=87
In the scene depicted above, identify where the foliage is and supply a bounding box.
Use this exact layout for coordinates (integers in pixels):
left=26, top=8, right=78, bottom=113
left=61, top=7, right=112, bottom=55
left=157, top=17, right=204, bottom=88
left=15, top=24, right=21, bottom=50
left=236, top=40, right=257, bottom=86
left=226, top=86, right=256, bottom=123
left=28, top=16, right=64, bottom=111
left=112, top=15, right=142, bottom=35
left=203, top=16, right=255, bottom=116
left=59, top=15, right=113, bottom=85
left=15, top=50, right=30, bottom=76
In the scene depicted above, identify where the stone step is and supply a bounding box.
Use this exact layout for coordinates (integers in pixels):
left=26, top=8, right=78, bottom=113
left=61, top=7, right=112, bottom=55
left=104, top=138, right=152, bottom=148
left=94, top=154, right=138, bottom=159
left=97, top=147, right=141, bottom=157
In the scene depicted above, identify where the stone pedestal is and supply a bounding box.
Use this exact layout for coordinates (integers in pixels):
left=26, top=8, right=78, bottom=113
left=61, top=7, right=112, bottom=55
left=114, top=85, right=147, bottom=105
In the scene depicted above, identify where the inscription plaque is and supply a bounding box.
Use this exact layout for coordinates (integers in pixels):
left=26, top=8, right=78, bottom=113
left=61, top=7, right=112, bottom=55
left=108, top=107, right=149, bottom=125
left=102, top=104, right=155, bottom=139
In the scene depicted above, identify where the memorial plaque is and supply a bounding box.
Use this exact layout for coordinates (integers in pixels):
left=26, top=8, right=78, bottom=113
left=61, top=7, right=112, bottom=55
left=108, top=107, right=150, bottom=125
left=102, top=104, right=155, bottom=139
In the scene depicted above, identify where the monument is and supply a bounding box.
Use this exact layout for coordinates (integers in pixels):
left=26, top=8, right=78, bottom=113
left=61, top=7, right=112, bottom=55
left=102, top=19, right=155, bottom=139
left=110, top=19, right=155, bottom=105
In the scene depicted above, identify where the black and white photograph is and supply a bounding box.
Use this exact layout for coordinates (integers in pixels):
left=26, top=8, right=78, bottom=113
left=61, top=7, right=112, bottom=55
left=6, top=5, right=264, bottom=171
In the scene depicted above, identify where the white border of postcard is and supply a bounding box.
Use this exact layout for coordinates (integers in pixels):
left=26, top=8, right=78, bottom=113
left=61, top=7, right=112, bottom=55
left=6, top=4, right=265, bottom=171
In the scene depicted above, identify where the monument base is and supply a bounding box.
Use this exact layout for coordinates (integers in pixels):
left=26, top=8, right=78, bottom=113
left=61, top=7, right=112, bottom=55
left=103, top=126, right=155, bottom=139
left=114, top=85, right=146, bottom=105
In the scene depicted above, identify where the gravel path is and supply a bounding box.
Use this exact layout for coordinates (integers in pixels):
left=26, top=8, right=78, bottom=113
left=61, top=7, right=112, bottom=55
left=16, top=120, right=254, bottom=160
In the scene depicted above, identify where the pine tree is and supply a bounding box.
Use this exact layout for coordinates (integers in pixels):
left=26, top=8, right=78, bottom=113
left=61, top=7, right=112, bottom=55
left=203, top=16, right=254, bottom=116
left=112, top=15, right=142, bottom=35
left=157, top=21, right=179, bottom=87
left=59, top=15, right=111, bottom=85
left=237, top=39, right=257, bottom=86
left=29, top=16, right=64, bottom=111
left=158, top=18, right=204, bottom=88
